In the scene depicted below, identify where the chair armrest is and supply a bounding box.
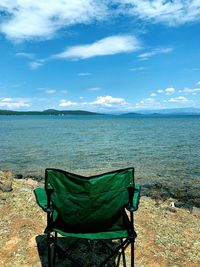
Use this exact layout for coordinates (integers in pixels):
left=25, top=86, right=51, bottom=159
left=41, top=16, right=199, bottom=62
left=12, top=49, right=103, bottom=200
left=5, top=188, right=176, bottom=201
left=133, top=184, right=141, bottom=211
left=34, top=187, right=47, bottom=212
left=126, top=183, right=141, bottom=212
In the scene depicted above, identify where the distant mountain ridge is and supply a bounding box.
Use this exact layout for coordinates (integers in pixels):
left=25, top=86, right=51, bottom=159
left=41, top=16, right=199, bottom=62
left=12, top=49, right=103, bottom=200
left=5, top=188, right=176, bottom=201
left=0, top=107, right=200, bottom=116
left=0, top=109, right=101, bottom=115
left=121, top=107, right=200, bottom=116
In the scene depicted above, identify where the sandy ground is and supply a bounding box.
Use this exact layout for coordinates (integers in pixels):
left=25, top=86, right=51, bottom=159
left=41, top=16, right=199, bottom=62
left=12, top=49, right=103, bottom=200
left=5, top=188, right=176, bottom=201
left=0, top=173, right=200, bottom=266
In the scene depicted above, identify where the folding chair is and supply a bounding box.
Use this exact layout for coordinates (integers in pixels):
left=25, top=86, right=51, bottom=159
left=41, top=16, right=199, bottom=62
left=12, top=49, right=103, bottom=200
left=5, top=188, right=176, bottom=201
left=34, top=167, right=141, bottom=266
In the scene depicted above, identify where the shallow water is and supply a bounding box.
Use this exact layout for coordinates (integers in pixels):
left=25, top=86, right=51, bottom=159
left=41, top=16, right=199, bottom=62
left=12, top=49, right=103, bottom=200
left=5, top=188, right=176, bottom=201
left=0, top=115, right=200, bottom=185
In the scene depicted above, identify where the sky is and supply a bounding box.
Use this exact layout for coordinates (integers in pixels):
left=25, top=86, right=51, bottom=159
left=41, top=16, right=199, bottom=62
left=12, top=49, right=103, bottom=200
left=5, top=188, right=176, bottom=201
left=0, top=0, right=200, bottom=112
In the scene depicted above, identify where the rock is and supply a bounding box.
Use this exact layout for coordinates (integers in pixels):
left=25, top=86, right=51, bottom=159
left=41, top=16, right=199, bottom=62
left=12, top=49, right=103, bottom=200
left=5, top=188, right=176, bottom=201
left=0, top=195, right=7, bottom=203
left=0, top=171, right=13, bottom=192
left=141, top=180, right=200, bottom=209
left=170, top=202, right=175, bottom=208
left=15, top=174, right=23, bottom=179
left=0, top=181, right=12, bottom=192
left=174, top=201, right=185, bottom=208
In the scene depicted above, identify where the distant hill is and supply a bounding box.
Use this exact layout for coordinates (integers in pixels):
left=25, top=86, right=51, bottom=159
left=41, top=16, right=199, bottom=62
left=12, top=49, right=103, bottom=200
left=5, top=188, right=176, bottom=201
left=122, top=107, right=200, bottom=116
left=0, top=109, right=101, bottom=116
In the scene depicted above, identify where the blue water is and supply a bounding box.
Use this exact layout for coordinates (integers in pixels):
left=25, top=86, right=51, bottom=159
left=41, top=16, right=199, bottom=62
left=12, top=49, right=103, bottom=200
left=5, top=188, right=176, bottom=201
left=0, top=115, right=200, bottom=184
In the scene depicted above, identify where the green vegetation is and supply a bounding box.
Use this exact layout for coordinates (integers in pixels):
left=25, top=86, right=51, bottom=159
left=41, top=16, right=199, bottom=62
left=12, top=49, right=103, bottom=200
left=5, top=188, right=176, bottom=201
left=0, top=109, right=101, bottom=116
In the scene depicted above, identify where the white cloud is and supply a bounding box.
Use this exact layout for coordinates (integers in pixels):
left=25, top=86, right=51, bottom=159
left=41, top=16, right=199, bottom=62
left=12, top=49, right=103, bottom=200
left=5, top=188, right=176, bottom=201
left=0, top=1, right=107, bottom=41
left=1, top=1, right=200, bottom=42
left=78, top=72, right=92, bottom=76
left=45, top=89, right=56, bottom=94
left=1, top=98, right=13, bottom=102
left=15, top=52, right=34, bottom=59
left=29, top=61, right=44, bottom=70
left=135, top=97, right=163, bottom=109
left=129, top=67, right=146, bottom=71
left=140, top=97, right=155, bottom=104
left=196, top=81, right=200, bottom=85
left=150, top=93, right=157, bottom=97
left=38, top=87, right=68, bottom=95
left=58, top=95, right=129, bottom=110
left=165, top=87, right=175, bottom=95
left=157, top=87, right=175, bottom=95
left=117, top=0, right=200, bottom=26
left=94, top=95, right=127, bottom=106
left=54, top=35, right=141, bottom=60
left=138, top=47, right=173, bottom=60
left=87, top=87, right=101, bottom=91
left=0, top=97, right=31, bottom=109
left=59, top=100, right=78, bottom=107
left=93, top=95, right=127, bottom=107
left=179, top=87, right=200, bottom=95
left=167, top=96, right=191, bottom=103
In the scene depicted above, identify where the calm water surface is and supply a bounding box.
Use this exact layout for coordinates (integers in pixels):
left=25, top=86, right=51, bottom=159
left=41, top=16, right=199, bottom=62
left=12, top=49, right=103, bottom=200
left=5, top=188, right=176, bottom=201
left=0, top=115, right=200, bottom=184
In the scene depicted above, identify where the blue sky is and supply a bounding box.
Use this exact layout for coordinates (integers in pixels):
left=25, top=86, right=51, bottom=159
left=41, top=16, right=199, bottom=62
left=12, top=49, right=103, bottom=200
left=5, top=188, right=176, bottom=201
left=0, top=0, right=200, bottom=112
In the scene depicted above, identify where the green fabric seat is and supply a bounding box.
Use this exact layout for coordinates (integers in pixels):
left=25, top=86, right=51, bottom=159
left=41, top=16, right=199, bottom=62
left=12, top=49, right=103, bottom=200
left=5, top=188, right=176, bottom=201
left=34, top=168, right=141, bottom=266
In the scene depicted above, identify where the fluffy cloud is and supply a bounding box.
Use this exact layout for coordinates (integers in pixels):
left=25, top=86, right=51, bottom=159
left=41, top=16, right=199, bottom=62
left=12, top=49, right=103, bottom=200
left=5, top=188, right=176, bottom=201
left=167, top=96, right=191, bottom=103
left=165, top=87, right=175, bottom=95
left=139, top=97, right=155, bottom=104
left=1, top=1, right=200, bottom=42
left=138, top=47, right=173, bottom=60
left=179, top=87, right=200, bottom=95
left=59, top=100, right=78, bottom=107
left=135, top=97, right=163, bottom=109
left=58, top=95, right=128, bottom=109
left=157, top=87, right=175, bottom=95
left=0, top=0, right=107, bottom=41
left=93, top=95, right=127, bottom=107
left=0, top=97, right=31, bottom=109
left=117, top=0, right=200, bottom=26
left=54, top=35, right=141, bottom=60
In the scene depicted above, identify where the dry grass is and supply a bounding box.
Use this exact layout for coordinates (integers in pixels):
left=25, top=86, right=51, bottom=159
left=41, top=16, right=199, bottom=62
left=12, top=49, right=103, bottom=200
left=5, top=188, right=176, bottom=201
left=0, top=173, right=200, bottom=266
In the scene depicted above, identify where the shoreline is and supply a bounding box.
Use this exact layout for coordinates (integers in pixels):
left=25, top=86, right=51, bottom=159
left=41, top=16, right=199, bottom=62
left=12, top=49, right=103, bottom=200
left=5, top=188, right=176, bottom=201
left=1, top=169, right=200, bottom=209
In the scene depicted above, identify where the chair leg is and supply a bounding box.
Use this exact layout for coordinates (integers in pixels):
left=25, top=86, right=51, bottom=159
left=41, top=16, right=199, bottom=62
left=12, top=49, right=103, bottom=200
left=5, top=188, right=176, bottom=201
left=53, top=232, right=57, bottom=266
left=121, top=239, right=126, bottom=267
left=131, top=239, right=134, bottom=267
left=47, top=232, right=52, bottom=267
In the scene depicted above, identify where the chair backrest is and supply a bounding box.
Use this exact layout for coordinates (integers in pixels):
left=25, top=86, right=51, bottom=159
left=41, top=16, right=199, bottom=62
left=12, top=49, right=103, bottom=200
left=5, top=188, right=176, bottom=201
left=45, top=168, right=134, bottom=233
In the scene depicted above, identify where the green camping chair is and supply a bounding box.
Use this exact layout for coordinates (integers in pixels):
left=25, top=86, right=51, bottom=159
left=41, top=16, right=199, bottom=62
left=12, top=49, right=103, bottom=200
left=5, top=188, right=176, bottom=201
left=34, top=167, right=141, bottom=266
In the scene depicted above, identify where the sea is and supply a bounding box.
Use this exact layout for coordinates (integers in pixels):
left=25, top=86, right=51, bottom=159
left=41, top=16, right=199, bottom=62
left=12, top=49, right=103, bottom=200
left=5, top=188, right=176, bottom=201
left=0, top=115, right=200, bottom=186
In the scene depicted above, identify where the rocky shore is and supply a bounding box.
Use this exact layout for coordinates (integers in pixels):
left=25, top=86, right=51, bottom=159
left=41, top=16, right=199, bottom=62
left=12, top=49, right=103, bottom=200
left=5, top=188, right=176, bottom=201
left=142, top=180, right=200, bottom=209
left=0, top=170, right=200, bottom=266
left=3, top=169, right=200, bottom=209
